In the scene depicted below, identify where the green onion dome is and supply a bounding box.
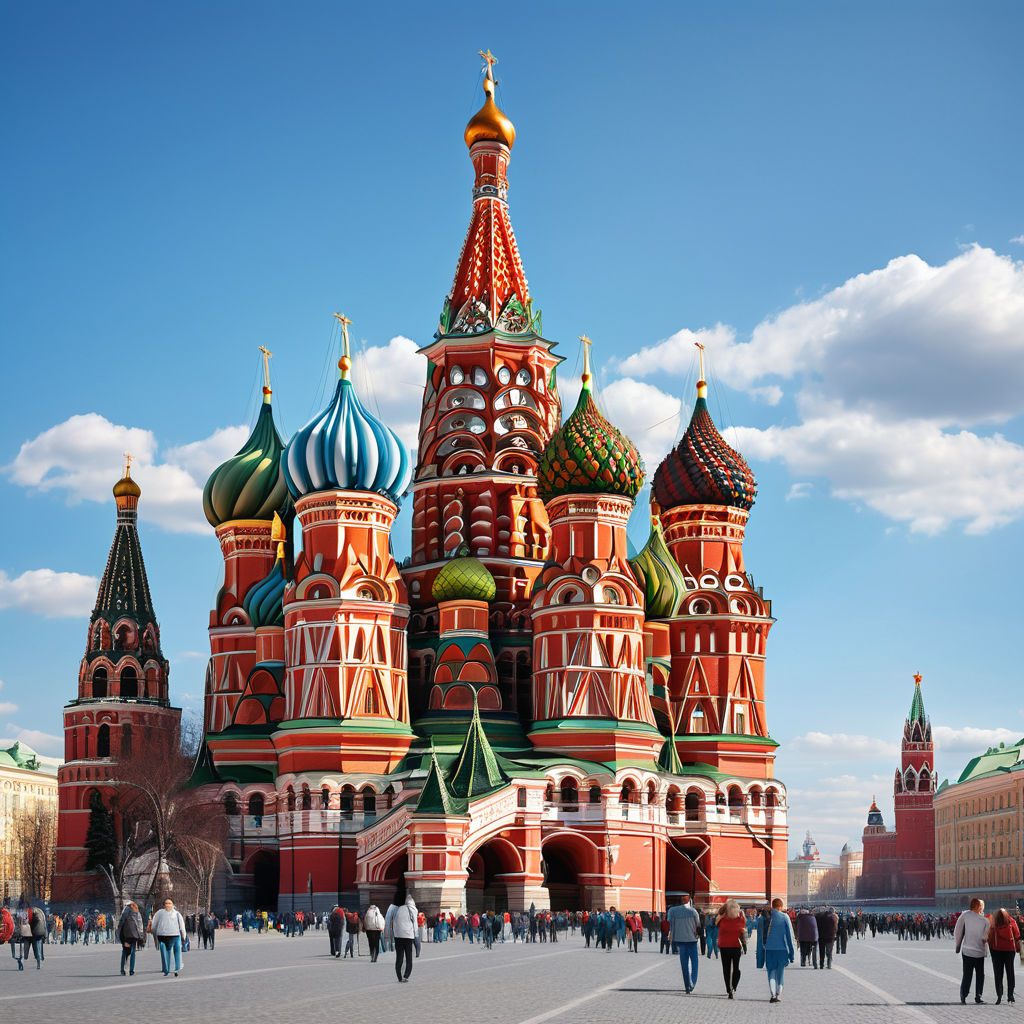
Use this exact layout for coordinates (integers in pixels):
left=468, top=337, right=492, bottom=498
left=432, top=549, right=497, bottom=603
left=204, top=394, right=290, bottom=527
left=628, top=517, right=686, bottom=619
left=537, top=379, right=645, bottom=502
left=652, top=389, right=757, bottom=512
left=243, top=555, right=286, bottom=629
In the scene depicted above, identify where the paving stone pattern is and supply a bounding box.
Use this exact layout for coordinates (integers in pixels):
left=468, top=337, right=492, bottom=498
left=0, top=930, right=1007, bottom=1023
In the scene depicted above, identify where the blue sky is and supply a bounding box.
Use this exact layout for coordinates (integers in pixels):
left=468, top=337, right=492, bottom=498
left=2, top=1, right=1023, bottom=856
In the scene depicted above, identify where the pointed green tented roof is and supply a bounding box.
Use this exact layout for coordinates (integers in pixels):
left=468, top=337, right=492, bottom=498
left=449, top=695, right=509, bottom=800
left=909, top=678, right=926, bottom=724
left=415, top=748, right=459, bottom=814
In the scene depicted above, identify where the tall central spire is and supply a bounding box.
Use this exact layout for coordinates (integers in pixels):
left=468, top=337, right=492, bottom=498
left=441, top=50, right=531, bottom=335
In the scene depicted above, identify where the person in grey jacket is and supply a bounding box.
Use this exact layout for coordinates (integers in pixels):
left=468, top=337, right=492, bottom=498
left=116, top=902, right=145, bottom=976
left=667, top=895, right=702, bottom=993
left=393, top=895, right=418, bottom=983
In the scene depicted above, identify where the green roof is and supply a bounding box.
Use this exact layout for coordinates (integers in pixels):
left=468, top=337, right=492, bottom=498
left=0, top=741, right=43, bottom=771
left=415, top=749, right=464, bottom=815
left=658, top=731, right=684, bottom=776
left=956, top=739, right=1024, bottom=785
left=909, top=680, right=927, bottom=724
left=449, top=697, right=509, bottom=800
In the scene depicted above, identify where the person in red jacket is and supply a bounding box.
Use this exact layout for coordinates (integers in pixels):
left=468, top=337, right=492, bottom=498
left=989, top=908, right=1021, bottom=1005
left=626, top=912, right=642, bottom=952
left=716, top=900, right=748, bottom=998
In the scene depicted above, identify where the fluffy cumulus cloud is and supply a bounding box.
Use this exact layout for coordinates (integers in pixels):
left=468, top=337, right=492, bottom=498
left=7, top=413, right=248, bottom=534
left=0, top=680, right=16, bottom=717
left=933, top=725, right=1023, bottom=755
left=0, top=726, right=63, bottom=758
left=784, top=772, right=892, bottom=856
left=0, top=568, right=98, bottom=617
left=616, top=246, right=1024, bottom=534
left=789, top=731, right=899, bottom=761
left=348, top=335, right=427, bottom=451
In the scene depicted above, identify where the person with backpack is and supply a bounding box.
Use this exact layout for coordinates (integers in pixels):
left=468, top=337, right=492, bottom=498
left=116, top=902, right=145, bottom=976
left=756, top=898, right=795, bottom=1003
left=364, top=904, right=385, bottom=962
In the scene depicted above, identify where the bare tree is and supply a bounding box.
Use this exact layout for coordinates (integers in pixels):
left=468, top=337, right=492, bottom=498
left=11, top=804, right=57, bottom=902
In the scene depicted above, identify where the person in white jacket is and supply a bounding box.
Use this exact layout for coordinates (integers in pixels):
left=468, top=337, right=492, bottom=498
left=364, top=905, right=385, bottom=963
left=393, top=895, right=418, bottom=983
left=149, top=898, right=186, bottom=977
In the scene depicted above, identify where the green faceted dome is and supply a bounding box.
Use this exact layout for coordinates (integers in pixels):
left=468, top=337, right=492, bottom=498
left=432, top=551, right=497, bottom=603
left=204, top=395, right=290, bottom=527
left=537, top=380, right=645, bottom=502
left=629, top=517, right=686, bottom=619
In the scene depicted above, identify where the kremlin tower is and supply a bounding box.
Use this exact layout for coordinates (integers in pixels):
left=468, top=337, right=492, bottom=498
left=53, top=461, right=181, bottom=902
left=46, top=51, right=790, bottom=914
left=858, top=675, right=936, bottom=901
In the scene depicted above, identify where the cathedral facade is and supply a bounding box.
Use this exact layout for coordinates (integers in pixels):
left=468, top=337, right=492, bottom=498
left=61, top=56, right=788, bottom=913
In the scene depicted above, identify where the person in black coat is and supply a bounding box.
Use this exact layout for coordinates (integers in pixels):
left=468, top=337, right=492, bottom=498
left=327, top=906, right=344, bottom=958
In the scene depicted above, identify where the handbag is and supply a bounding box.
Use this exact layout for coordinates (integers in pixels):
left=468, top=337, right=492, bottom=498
left=183, top=936, right=190, bottom=952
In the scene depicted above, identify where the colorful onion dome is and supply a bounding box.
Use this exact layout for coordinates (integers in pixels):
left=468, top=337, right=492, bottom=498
left=537, top=356, right=644, bottom=502
left=432, top=548, right=497, bottom=604
left=464, top=59, right=516, bottom=149
left=204, top=394, right=289, bottom=527
left=628, top=518, right=686, bottom=619
left=244, top=556, right=286, bottom=629
left=113, top=465, right=141, bottom=500
left=282, top=374, right=411, bottom=505
left=652, top=383, right=757, bottom=512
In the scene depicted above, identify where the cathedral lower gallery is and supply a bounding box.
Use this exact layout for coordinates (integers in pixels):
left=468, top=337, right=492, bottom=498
left=54, top=56, right=788, bottom=913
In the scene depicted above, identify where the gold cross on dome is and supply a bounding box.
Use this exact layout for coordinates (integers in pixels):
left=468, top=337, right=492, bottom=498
left=333, top=311, right=353, bottom=359
left=478, top=49, right=498, bottom=78
left=123, top=451, right=134, bottom=474
left=695, top=340, right=706, bottom=381
left=257, top=344, right=274, bottom=390
left=579, top=334, right=593, bottom=380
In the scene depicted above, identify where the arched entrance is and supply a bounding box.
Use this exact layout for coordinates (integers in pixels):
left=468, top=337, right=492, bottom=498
left=465, top=838, right=521, bottom=913
left=381, top=852, right=408, bottom=906
left=666, top=839, right=708, bottom=904
left=541, top=832, right=597, bottom=910
left=250, top=850, right=279, bottom=911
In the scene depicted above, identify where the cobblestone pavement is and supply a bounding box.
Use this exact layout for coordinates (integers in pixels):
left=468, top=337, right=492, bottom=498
left=0, top=931, right=1011, bottom=1023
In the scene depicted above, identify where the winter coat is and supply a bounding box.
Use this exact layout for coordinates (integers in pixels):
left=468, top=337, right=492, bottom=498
left=756, top=910, right=795, bottom=968
left=117, top=907, right=145, bottom=945
left=816, top=910, right=838, bottom=942
left=393, top=898, right=418, bottom=940
left=364, top=907, right=385, bottom=932
left=327, top=909, right=344, bottom=937
left=30, top=908, right=47, bottom=939
left=795, top=911, right=819, bottom=942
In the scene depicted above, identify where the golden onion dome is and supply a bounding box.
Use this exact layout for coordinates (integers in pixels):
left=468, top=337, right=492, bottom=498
left=464, top=73, right=516, bottom=150
left=113, top=467, right=141, bottom=500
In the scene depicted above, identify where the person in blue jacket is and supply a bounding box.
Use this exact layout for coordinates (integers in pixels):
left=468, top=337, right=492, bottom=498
left=756, top=899, right=796, bottom=1003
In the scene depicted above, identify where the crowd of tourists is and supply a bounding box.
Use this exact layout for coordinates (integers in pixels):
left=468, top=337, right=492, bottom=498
left=4, top=892, right=1022, bottom=1004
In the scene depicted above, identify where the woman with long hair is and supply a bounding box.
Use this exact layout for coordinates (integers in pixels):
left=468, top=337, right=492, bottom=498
left=715, top=899, right=747, bottom=998
left=989, top=908, right=1021, bottom=1004
left=756, top=898, right=795, bottom=1003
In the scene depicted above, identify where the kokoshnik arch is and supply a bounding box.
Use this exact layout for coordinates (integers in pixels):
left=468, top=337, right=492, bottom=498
left=56, top=53, right=788, bottom=913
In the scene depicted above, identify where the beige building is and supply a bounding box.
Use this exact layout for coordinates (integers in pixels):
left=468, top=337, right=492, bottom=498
left=840, top=843, right=863, bottom=898
left=788, top=859, right=839, bottom=903
left=1, top=741, right=61, bottom=903
left=934, top=738, right=1024, bottom=912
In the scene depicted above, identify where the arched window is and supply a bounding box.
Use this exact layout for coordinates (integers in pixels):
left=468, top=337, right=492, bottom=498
left=248, top=793, right=264, bottom=818
left=224, top=793, right=239, bottom=816
left=321, top=787, right=330, bottom=809
left=589, top=785, right=602, bottom=804
left=685, top=790, right=702, bottom=821
left=666, top=788, right=680, bottom=813
left=72, top=731, right=78, bottom=761
left=619, top=779, right=636, bottom=804
left=362, top=789, right=376, bottom=816
left=560, top=778, right=578, bottom=806
left=120, top=665, right=138, bottom=699
left=363, top=689, right=380, bottom=715
left=121, top=723, right=132, bottom=758
left=690, top=707, right=708, bottom=734
left=301, top=787, right=312, bottom=810
left=92, top=667, right=108, bottom=699
left=115, top=624, right=131, bottom=650
left=765, top=788, right=779, bottom=808
left=544, top=783, right=554, bottom=803
left=646, top=780, right=658, bottom=806
left=286, top=787, right=295, bottom=811
left=84, top=726, right=90, bottom=758
left=92, top=625, right=103, bottom=650
left=96, top=724, right=110, bottom=758
left=384, top=784, right=395, bottom=810
left=728, top=786, right=744, bottom=818
left=340, top=786, right=354, bottom=819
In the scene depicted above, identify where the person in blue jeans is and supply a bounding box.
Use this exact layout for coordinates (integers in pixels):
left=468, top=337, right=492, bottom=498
left=150, top=897, right=186, bottom=977
left=756, top=898, right=796, bottom=1003
left=667, top=894, right=702, bottom=993
left=704, top=910, right=719, bottom=959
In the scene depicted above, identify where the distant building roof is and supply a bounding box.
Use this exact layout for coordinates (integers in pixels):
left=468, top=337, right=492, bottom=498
left=955, top=738, right=1024, bottom=785
left=0, top=741, right=60, bottom=775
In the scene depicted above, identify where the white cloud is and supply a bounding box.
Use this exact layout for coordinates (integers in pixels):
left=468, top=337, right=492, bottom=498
left=789, top=732, right=899, bottom=761
left=7, top=413, right=248, bottom=534
left=0, top=568, right=98, bottom=617
left=784, top=773, right=891, bottom=858
left=933, top=725, right=1023, bottom=755
left=0, top=702, right=17, bottom=716
left=1010, top=235, right=1024, bottom=245
left=786, top=482, right=812, bottom=501
left=0, top=726, right=63, bottom=758
left=349, top=335, right=426, bottom=451
left=731, top=404, right=1024, bottom=534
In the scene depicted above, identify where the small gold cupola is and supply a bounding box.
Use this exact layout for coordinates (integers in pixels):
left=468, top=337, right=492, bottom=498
left=464, top=49, right=516, bottom=150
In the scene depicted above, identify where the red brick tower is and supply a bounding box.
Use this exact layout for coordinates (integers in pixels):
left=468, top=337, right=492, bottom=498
left=53, top=462, right=181, bottom=902
left=404, top=55, right=562, bottom=709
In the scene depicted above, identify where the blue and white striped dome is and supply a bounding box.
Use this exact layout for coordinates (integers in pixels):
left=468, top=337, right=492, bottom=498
left=282, top=378, right=412, bottom=505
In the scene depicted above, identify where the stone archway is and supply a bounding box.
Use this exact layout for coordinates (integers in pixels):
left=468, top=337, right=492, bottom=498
left=541, top=832, right=599, bottom=910
left=465, top=837, right=521, bottom=914
left=250, top=849, right=280, bottom=911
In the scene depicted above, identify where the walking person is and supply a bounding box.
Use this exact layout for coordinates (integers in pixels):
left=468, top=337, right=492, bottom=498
left=667, top=895, right=702, bottom=994
left=796, top=908, right=819, bottom=968
left=716, top=900, right=747, bottom=998
left=26, top=904, right=46, bottom=969
left=116, top=902, right=145, bottom=976
left=988, top=907, right=1020, bottom=1005
left=150, top=897, right=187, bottom=977
left=954, top=897, right=991, bottom=1004
left=364, top=904, right=385, bottom=963
left=327, top=906, right=343, bottom=958
left=393, top=894, right=418, bottom=983
left=756, top=898, right=795, bottom=1003
left=816, top=906, right=838, bottom=969
left=10, top=900, right=31, bottom=970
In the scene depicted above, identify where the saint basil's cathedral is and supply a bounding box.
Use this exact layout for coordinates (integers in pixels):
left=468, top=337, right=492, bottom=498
left=55, top=56, right=788, bottom=912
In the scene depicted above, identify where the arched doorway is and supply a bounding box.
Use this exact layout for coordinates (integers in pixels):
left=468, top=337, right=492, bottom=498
left=250, top=850, right=279, bottom=911
left=381, top=852, right=408, bottom=906
left=465, top=839, right=520, bottom=913
left=541, top=833, right=595, bottom=910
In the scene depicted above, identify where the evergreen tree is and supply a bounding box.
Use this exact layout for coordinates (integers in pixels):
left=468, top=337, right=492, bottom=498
left=84, top=791, right=117, bottom=871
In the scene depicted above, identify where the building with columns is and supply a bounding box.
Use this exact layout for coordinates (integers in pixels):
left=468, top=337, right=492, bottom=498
left=179, top=54, right=789, bottom=913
